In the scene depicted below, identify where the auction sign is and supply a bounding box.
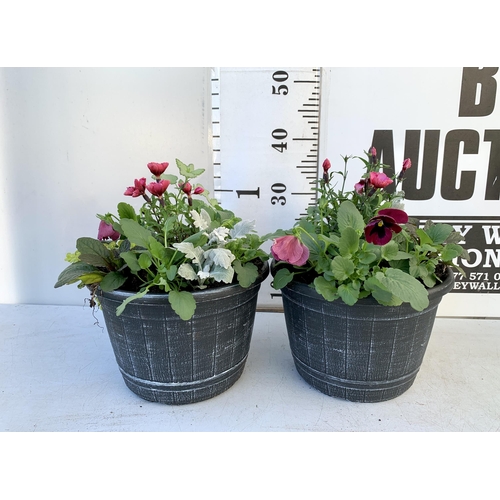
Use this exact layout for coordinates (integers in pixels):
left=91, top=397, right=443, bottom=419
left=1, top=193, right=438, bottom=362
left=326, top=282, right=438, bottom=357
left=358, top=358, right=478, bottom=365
left=319, top=67, right=500, bottom=317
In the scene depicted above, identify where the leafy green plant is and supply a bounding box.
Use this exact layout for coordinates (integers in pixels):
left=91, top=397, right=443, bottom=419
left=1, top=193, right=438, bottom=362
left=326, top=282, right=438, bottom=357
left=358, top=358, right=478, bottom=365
left=55, top=159, right=268, bottom=320
left=269, top=149, right=469, bottom=311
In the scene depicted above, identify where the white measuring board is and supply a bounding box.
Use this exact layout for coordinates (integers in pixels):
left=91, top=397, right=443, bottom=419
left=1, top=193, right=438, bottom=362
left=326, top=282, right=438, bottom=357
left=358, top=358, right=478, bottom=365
left=211, top=67, right=322, bottom=310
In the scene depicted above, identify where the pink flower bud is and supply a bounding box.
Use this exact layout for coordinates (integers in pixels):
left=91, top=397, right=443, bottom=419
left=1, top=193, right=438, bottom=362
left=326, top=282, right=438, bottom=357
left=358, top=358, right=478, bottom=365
left=193, top=186, right=204, bottom=195
left=124, top=178, right=147, bottom=197
left=402, top=158, right=412, bottom=171
left=369, top=146, right=377, bottom=165
left=147, top=162, right=169, bottom=177
left=146, top=179, right=170, bottom=197
left=181, top=182, right=192, bottom=195
left=322, top=158, right=331, bottom=172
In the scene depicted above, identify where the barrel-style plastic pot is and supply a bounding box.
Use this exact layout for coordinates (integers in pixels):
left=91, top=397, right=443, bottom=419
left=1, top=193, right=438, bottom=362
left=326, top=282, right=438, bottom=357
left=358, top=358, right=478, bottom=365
left=280, top=268, right=454, bottom=403
left=98, top=262, right=268, bottom=405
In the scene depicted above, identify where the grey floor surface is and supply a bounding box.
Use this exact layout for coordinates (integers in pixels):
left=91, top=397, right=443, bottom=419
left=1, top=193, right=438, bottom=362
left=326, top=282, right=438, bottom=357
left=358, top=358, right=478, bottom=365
left=1, top=303, right=499, bottom=432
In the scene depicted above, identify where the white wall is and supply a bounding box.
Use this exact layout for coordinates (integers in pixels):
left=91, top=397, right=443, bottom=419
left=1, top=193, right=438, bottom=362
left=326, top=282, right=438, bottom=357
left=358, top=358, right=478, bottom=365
left=0, top=68, right=213, bottom=305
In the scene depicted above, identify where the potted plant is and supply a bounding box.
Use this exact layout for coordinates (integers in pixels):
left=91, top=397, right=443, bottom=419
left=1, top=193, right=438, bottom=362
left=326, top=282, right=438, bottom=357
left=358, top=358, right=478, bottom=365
left=269, top=148, right=469, bottom=402
left=55, top=159, right=269, bottom=405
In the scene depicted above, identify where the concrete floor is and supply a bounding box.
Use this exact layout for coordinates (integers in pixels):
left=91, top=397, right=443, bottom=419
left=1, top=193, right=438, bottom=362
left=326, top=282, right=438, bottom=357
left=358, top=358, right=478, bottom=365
left=1, top=303, right=499, bottom=432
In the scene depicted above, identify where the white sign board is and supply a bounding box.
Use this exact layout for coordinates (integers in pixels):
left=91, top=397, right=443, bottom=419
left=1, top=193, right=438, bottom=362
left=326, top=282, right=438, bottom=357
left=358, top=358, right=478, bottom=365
left=215, top=67, right=500, bottom=317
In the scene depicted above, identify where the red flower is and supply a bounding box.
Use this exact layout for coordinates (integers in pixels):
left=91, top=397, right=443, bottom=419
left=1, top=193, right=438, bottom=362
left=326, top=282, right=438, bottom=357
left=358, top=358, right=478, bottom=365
left=124, top=178, right=146, bottom=197
left=97, top=220, right=120, bottom=241
left=271, top=235, right=310, bottom=266
left=146, top=179, right=170, bottom=197
left=193, top=186, right=204, bottom=195
left=364, top=208, right=408, bottom=245
left=322, top=158, right=331, bottom=172
left=369, top=171, right=393, bottom=189
left=147, top=162, right=169, bottom=177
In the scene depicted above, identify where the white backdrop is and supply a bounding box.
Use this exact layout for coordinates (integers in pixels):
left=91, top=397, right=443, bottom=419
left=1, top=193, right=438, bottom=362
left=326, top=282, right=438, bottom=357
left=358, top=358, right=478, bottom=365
left=0, top=68, right=213, bottom=305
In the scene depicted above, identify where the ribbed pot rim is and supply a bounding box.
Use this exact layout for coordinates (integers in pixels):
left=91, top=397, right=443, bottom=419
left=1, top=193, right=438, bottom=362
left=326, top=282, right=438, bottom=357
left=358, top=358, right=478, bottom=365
left=276, top=262, right=454, bottom=307
left=98, top=260, right=269, bottom=304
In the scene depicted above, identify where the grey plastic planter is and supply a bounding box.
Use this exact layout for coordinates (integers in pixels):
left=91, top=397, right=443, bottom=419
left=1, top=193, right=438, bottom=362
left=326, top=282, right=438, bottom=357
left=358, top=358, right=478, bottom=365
left=280, top=268, right=454, bottom=403
left=98, top=262, right=268, bottom=405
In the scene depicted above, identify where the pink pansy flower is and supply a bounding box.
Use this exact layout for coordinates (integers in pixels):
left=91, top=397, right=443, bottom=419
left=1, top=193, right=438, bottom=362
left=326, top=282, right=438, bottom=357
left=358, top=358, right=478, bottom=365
left=271, top=235, right=310, bottom=266
left=146, top=179, right=170, bottom=197
left=364, top=208, right=408, bottom=245
left=124, top=178, right=147, bottom=197
left=97, top=220, right=120, bottom=241
left=147, top=162, right=169, bottom=177
left=369, top=171, right=393, bottom=189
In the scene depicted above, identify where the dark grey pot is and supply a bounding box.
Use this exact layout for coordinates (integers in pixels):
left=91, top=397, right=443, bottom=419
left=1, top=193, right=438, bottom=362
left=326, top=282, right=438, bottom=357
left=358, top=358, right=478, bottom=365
left=280, top=268, right=454, bottom=403
left=98, top=262, right=268, bottom=405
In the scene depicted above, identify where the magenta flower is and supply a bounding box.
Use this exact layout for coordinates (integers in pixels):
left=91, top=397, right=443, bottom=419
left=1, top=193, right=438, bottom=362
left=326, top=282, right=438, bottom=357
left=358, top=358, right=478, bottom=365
left=180, top=181, right=192, bottom=195
left=364, top=208, right=409, bottom=245
left=322, top=158, right=331, bottom=172
left=402, top=158, right=411, bottom=171
left=146, top=179, right=170, bottom=197
left=147, top=162, right=169, bottom=177
left=271, top=235, right=310, bottom=266
left=369, top=171, right=393, bottom=189
left=193, top=186, right=204, bottom=195
left=97, top=220, right=120, bottom=241
left=124, top=178, right=147, bottom=197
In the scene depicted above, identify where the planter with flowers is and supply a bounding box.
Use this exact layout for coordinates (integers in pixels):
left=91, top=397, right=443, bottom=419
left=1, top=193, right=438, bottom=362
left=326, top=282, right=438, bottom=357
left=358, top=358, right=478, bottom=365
left=269, top=148, right=468, bottom=403
left=55, top=159, right=269, bottom=405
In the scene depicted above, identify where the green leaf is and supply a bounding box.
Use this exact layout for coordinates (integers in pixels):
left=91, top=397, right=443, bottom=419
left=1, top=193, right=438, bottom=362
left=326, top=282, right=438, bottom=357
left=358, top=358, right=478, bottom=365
left=376, top=268, right=429, bottom=311
left=117, top=202, right=137, bottom=221
left=441, top=243, right=464, bottom=262
left=338, top=227, right=359, bottom=257
left=79, top=272, right=105, bottom=284
left=426, top=223, right=454, bottom=244
left=272, top=268, right=294, bottom=289
left=168, top=290, right=196, bottom=321
left=175, top=159, right=205, bottom=179
left=76, top=237, right=110, bottom=267
left=138, top=253, right=152, bottom=269
left=120, top=251, right=142, bottom=272
left=330, top=256, right=355, bottom=281
left=416, top=228, right=433, bottom=245
left=338, top=282, right=359, bottom=306
left=337, top=200, right=365, bottom=233
left=99, top=271, right=127, bottom=292
left=116, top=288, right=150, bottom=316
left=161, top=173, right=179, bottom=184
left=119, top=219, right=153, bottom=248
left=381, top=240, right=400, bottom=261
left=166, top=265, right=178, bottom=281
left=313, top=276, right=338, bottom=301
left=54, top=262, right=97, bottom=288
left=233, top=260, right=258, bottom=288
left=364, top=277, right=403, bottom=306
left=177, top=263, right=198, bottom=281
